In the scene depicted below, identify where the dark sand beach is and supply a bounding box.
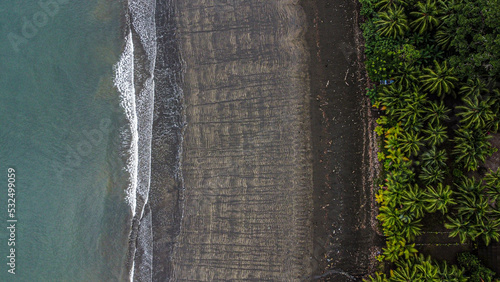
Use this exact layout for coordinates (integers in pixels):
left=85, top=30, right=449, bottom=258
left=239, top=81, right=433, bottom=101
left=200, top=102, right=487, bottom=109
left=147, top=0, right=382, bottom=281
left=301, top=0, right=383, bottom=280
left=172, top=1, right=313, bottom=280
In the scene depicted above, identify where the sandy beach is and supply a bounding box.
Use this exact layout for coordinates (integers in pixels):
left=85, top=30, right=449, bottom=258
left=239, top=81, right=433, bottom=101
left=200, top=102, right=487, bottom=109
left=301, top=0, right=383, bottom=280
left=147, top=0, right=382, bottom=281
left=171, top=1, right=313, bottom=280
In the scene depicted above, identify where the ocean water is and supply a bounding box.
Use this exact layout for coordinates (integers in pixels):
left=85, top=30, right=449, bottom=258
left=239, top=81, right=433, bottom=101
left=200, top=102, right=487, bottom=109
left=0, top=0, right=146, bottom=280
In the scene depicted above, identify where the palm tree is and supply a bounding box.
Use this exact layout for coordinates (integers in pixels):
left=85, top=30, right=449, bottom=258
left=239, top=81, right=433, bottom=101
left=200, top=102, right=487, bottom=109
left=401, top=218, right=423, bottom=241
left=452, top=128, right=493, bottom=171
left=420, top=44, right=444, bottom=64
left=489, top=117, right=500, bottom=133
left=391, top=266, right=420, bottom=281
left=399, top=91, right=427, bottom=129
left=419, top=166, right=445, bottom=185
left=445, top=215, right=471, bottom=244
left=385, top=147, right=412, bottom=170
left=379, top=171, right=412, bottom=209
left=398, top=130, right=424, bottom=156
left=410, top=0, right=440, bottom=34
left=379, top=84, right=407, bottom=118
left=485, top=168, right=500, bottom=187
left=435, top=27, right=454, bottom=50
left=488, top=88, right=500, bottom=132
left=458, top=78, right=488, bottom=98
left=404, top=89, right=428, bottom=107
left=399, top=240, right=419, bottom=260
left=485, top=168, right=500, bottom=202
left=385, top=134, right=401, bottom=151
left=457, top=192, right=489, bottom=226
left=421, top=146, right=448, bottom=168
left=394, top=62, right=420, bottom=89
left=438, top=261, right=468, bottom=282
left=401, top=184, right=426, bottom=218
left=383, top=239, right=404, bottom=262
left=391, top=256, right=421, bottom=280
left=456, top=95, right=495, bottom=130
left=385, top=124, right=403, bottom=138
left=434, top=0, right=461, bottom=49
left=478, top=217, right=500, bottom=246
left=405, top=119, right=425, bottom=135
left=422, top=123, right=448, bottom=146
left=488, top=112, right=500, bottom=133
left=380, top=187, right=403, bottom=208
left=422, top=100, right=451, bottom=125
left=420, top=60, right=458, bottom=98
left=424, top=183, right=455, bottom=214
left=398, top=100, right=423, bottom=127
left=378, top=205, right=403, bottom=230
left=382, top=171, right=412, bottom=208
left=455, top=176, right=485, bottom=194
left=437, top=0, right=461, bottom=23
left=375, top=6, right=409, bottom=39
left=375, top=0, right=408, bottom=11
left=455, top=177, right=490, bottom=228
left=416, top=256, right=440, bottom=281
left=386, top=168, right=415, bottom=186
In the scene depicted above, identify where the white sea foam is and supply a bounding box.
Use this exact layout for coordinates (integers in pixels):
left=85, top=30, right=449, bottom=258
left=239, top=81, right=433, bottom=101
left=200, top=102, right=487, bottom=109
left=113, top=31, right=138, bottom=216
left=126, top=0, right=157, bottom=224
left=116, top=1, right=184, bottom=280
left=117, top=1, right=158, bottom=281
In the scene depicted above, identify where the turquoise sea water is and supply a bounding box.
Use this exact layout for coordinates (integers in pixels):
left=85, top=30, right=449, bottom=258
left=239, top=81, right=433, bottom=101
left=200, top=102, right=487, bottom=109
left=0, top=1, right=133, bottom=280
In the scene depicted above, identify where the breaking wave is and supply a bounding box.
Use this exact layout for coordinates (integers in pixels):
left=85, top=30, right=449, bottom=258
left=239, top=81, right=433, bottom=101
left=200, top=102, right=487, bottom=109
left=113, top=0, right=163, bottom=280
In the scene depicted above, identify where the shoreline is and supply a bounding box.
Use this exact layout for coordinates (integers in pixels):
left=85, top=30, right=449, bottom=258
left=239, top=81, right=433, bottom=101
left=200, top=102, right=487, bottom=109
left=145, top=0, right=383, bottom=280
left=148, top=0, right=186, bottom=280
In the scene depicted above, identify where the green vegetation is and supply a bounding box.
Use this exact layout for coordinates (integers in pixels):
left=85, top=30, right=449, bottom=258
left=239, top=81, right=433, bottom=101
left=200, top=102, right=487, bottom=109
left=360, top=0, right=500, bottom=280
left=366, top=253, right=497, bottom=281
left=458, top=252, right=498, bottom=282
left=366, top=254, right=469, bottom=281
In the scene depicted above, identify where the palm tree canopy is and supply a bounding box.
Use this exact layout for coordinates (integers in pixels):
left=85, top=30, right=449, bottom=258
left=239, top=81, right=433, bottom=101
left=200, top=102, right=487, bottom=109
left=394, top=62, right=420, bottom=89
left=421, top=146, right=448, bottom=168
left=456, top=95, right=495, bottom=130
left=420, top=60, right=458, bottom=97
left=452, top=127, right=493, bottom=171
left=445, top=215, right=471, bottom=244
left=375, top=0, right=409, bottom=11
left=423, top=100, right=451, bottom=124
left=424, top=183, right=455, bottom=214
left=458, top=78, right=488, bottom=98
left=398, top=130, right=424, bottom=156
left=422, top=123, right=448, bottom=146
left=410, top=0, right=440, bottom=33
left=376, top=7, right=409, bottom=39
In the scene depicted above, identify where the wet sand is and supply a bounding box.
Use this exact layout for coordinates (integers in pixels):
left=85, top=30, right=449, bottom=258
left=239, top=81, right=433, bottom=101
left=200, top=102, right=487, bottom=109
left=171, top=1, right=313, bottom=281
left=149, top=0, right=382, bottom=281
